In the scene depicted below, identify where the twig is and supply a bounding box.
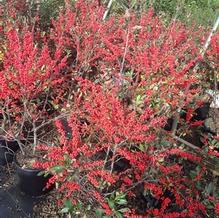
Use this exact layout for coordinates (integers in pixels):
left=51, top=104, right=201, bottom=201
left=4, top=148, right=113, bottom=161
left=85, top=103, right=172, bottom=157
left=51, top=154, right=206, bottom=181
left=103, top=0, right=114, bottom=21
left=201, top=16, right=219, bottom=56
left=33, top=121, right=37, bottom=154
left=35, top=113, right=68, bottom=131
left=110, top=144, right=118, bottom=174
left=0, top=128, right=25, bottom=155
left=119, top=29, right=130, bottom=86
left=172, top=134, right=219, bottom=175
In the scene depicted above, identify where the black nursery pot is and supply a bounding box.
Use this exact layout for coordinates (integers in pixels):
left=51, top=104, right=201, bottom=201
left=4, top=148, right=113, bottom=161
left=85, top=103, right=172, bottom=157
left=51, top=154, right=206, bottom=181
left=193, top=103, right=210, bottom=121
left=14, top=157, right=52, bottom=196
left=0, top=139, right=21, bottom=166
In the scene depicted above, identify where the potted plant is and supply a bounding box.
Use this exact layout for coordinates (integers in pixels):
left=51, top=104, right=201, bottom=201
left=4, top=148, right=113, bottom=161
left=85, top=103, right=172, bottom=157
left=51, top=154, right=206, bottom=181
left=0, top=16, right=68, bottom=195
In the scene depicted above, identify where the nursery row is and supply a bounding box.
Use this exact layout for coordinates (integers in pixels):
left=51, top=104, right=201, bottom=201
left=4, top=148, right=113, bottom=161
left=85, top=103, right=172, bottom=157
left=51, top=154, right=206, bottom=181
left=0, top=0, right=218, bottom=217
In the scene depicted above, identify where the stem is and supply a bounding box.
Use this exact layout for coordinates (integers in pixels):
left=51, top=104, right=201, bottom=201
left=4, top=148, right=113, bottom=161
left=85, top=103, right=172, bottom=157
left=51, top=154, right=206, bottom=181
left=35, top=113, right=68, bottom=132
left=201, top=16, right=219, bottom=56
left=0, top=128, right=25, bottom=155
left=1, top=109, right=6, bottom=132
left=110, top=144, right=118, bottom=174
left=17, top=139, right=25, bottom=155
left=119, top=29, right=130, bottom=86
left=33, top=121, right=37, bottom=154
left=109, top=139, right=127, bottom=174
left=103, top=0, right=114, bottom=21
left=103, top=146, right=111, bottom=171
left=171, top=134, right=219, bottom=175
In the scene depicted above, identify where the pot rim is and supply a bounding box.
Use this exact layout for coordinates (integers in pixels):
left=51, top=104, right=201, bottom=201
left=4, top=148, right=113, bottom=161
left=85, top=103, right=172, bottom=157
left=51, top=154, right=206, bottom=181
left=14, top=155, right=44, bottom=173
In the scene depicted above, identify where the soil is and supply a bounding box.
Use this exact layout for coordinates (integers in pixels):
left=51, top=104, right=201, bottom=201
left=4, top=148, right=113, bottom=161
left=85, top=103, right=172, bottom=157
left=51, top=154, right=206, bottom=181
left=16, top=148, right=46, bottom=169
left=32, top=192, right=66, bottom=218
left=204, top=108, right=219, bottom=135
left=0, top=164, right=15, bottom=189
left=0, top=164, right=62, bottom=218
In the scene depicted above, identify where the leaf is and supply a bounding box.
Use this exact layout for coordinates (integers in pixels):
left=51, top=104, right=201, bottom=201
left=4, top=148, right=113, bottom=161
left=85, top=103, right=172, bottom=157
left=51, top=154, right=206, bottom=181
left=205, top=182, right=214, bottom=195
left=215, top=191, right=219, bottom=198
left=136, top=94, right=142, bottom=105
left=138, top=143, right=145, bottom=152
left=51, top=165, right=65, bottom=173
left=196, top=181, right=201, bottom=190
left=60, top=207, right=69, bottom=213
left=115, top=211, right=123, bottom=218
left=95, top=209, right=104, bottom=218
left=160, top=140, right=170, bottom=147
left=64, top=154, right=71, bottom=165
left=86, top=204, right=91, bottom=211
left=64, top=199, right=73, bottom=209
left=189, top=170, right=196, bottom=179
left=117, top=199, right=127, bottom=205
left=107, top=199, right=115, bottom=209
left=37, top=171, right=45, bottom=176
left=206, top=204, right=214, bottom=209
left=43, top=172, right=50, bottom=178
left=118, top=208, right=129, bottom=213
left=115, top=192, right=126, bottom=200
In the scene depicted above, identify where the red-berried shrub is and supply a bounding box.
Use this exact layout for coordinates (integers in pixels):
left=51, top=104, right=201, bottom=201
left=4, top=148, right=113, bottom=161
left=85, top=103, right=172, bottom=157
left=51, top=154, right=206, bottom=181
left=206, top=33, right=219, bottom=68
left=50, top=0, right=204, bottom=114
left=0, top=0, right=217, bottom=217
left=34, top=1, right=219, bottom=217
left=35, top=78, right=209, bottom=217
left=0, top=14, right=67, bottom=145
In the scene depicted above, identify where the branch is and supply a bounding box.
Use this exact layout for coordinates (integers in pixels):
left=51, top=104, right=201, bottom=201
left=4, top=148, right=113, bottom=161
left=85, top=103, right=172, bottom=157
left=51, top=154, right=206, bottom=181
left=103, top=0, right=114, bottom=21
left=201, top=16, right=219, bottom=56
left=172, top=134, right=219, bottom=176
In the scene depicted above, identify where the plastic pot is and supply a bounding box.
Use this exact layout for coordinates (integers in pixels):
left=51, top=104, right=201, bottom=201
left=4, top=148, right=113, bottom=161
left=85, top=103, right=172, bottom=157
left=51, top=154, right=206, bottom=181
left=14, top=157, right=52, bottom=196
left=193, top=103, right=210, bottom=121
left=163, top=118, right=174, bottom=131
left=0, top=139, right=21, bottom=166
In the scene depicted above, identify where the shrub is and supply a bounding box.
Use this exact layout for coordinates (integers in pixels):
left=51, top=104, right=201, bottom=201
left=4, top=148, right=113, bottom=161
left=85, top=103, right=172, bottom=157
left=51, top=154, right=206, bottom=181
left=33, top=1, right=219, bottom=217
left=0, top=11, right=67, bottom=151
left=36, top=78, right=210, bottom=217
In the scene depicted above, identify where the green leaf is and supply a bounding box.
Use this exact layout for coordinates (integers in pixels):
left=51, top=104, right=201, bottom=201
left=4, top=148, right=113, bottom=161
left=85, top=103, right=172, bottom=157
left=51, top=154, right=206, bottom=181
left=64, top=154, right=71, bottom=165
left=107, top=199, right=115, bottom=209
left=196, top=181, right=201, bottom=190
left=135, top=94, right=143, bottom=105
left=205, top=182, right=214, bottom=195
left=206, top=204, right=214, bottom=209
left=215, top=192, right=219, bottom=198
left=60, top=207, right=69, bottom=213
left=64, top=199, right=73, bottom=209
left=117, top=199, right=127, bottom=205
left=43, top=172, right=50, bottom=178
left=86, top=204, right=91, bottom=211
left=118, top=208, right=129, bottom=213
left=95, top=209, right=105, bottom=218
left=37, top=171, right=45, bottom=176
left=189, top=170, right=196, bottom=179
left=115, top=211, right=123, bottom=218
left=160, top=140, right=170, bottom=147
left=115, top=192, right=126, bottom=200
left=51, top=165, right=65, bottom=173
left=139, top=143, right=145, bottom=152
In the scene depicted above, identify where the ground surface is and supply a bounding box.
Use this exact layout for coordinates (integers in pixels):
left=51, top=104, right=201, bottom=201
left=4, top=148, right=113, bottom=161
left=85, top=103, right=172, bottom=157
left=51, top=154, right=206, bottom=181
left=0, top=165, right=44, bottom=218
